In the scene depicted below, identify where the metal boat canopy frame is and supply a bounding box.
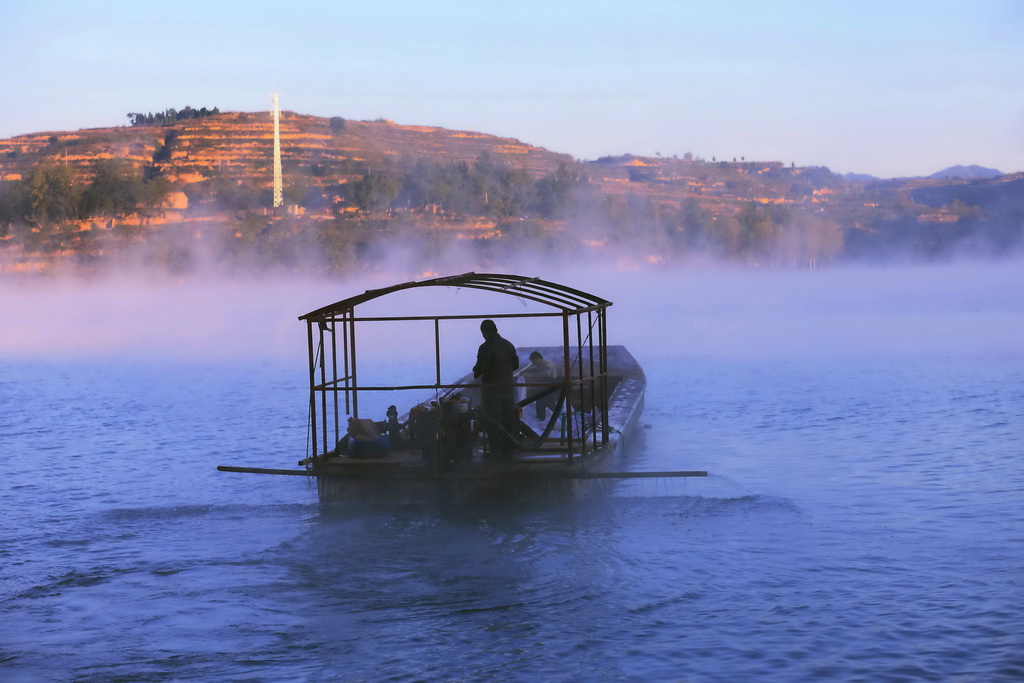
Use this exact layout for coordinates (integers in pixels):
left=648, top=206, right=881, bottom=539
left=298, top=272, right=612, bottom=462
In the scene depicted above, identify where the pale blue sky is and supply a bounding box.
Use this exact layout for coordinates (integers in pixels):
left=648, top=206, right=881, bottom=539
left=2, top=0, right=1021, bottom=177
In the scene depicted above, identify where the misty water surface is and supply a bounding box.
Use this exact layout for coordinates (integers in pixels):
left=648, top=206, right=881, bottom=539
left=1, top=262, right=1022, bottom=681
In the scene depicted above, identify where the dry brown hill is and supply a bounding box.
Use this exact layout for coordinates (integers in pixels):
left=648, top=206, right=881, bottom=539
left=0, top=111, right=572, bottom=191
left=1, top=111, right=1020, bottom=274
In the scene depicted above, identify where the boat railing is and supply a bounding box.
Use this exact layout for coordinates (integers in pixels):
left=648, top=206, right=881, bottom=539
left=300, top=274, right=612, bottom=463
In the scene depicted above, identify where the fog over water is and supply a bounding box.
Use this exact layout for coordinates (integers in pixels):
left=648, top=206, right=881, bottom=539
left=2, top=260, right=1022, bottom=681
left=3, top=259, right=1022, bottom=361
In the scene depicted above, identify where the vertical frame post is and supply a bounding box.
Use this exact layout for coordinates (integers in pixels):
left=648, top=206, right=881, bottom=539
left=599, top=307, right=609, bottom=443
left=561, top=311, right=573, bottom=461
left=318, top=321, right=329, bottom=458
left=341, top=312, right=351, bottom=416
left=331, top=321, right=340, bottom=450
left=349, top=308, right=359, bottom=418
left=587, top=308, right=596, bottom=451
left=575, top=311, right=584, bottom=455
left=306, top=320, right=319, bottom=458
left=434, top=318, right=442, bottom=389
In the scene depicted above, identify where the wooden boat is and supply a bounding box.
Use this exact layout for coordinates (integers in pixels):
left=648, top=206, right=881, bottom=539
left=218, top=272, right=705, bottom=502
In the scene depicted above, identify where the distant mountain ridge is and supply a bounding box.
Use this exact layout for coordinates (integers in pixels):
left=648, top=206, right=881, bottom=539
left=843, top=164, right=1005, bottom=183
left=929, top=164, right=1003, bottom=180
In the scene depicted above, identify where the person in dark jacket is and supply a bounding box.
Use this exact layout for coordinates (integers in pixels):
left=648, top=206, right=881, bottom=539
left=473, top=319, right=520, bottom=459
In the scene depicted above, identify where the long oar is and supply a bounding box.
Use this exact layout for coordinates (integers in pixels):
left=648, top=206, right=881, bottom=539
left=217, top=465, right=707, bottom=479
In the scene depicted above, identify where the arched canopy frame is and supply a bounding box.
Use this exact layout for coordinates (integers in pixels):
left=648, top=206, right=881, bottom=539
left=299, top=272, right=612, bottom=464
left=300, top=272, right=610, bottom=320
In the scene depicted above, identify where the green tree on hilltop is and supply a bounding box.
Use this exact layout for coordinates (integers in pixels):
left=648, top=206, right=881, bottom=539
left=28, top=163, right=80, bottom=227
left=0, top=179, right=26, bottom=222
left=737, top=202, right=779, bottom=263
left=536, top=163, right=584, bottom=219
left=681, top=199, right=712, bottom=246
left=351, top=173, right=400, bottom=213
left=80, top=160, right=143, bottom=218
left=127, top=106, right=220, bottom=126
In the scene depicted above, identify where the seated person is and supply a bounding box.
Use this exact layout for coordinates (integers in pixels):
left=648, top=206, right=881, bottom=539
left=521, top=351, right=559, bottom=420
left=343, top=417, right=391, bottom=458
left=385, top=405, right=403, bottom=443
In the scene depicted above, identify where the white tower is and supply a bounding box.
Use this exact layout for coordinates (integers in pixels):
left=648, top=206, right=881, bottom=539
left=271, top=92, right=283, bottom=209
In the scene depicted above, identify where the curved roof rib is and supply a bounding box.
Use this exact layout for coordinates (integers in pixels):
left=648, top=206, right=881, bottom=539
left=299, top=272, right=611, bottom=320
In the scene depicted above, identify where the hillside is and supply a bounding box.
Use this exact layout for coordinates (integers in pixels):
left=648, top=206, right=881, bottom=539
left=930, top=165, right=1003, bottom=180
left=1, top=111, right=1022, bottom=274
left=0, top=111, right=572, bottom=197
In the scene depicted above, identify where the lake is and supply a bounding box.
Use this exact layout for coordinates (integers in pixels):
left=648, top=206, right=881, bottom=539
left=2, top=262, right=1022, bottom=681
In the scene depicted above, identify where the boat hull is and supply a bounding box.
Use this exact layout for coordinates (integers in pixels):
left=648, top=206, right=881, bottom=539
left=313, top=347, right=646, bottom=504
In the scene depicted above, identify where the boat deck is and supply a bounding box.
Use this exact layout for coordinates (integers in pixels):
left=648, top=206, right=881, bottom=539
left=314, top=416, right=595, bottom=477
left=311, top=345, right=646, bottom=485
left=217, top=275, right=707, bottom=503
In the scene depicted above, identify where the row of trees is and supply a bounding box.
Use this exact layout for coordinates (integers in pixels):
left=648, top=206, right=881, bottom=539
left=0, top=160, right=170, bottom=244
left=344, top=155, right=585, bottom=221
left=704, top=202, right=844, bottom=267
left=127, top=106, right=220, bottom=126
left=332, top=156, right=845, bottom=266
left=140, top=152, right=845, bottom=267
left=561, top=193, right=844, bottom=267
left=0, top=150, right=848, bottom=268
left=340, top=155, right=844, bottom=265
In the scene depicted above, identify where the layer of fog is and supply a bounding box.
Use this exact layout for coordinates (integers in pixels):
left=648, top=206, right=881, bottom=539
left=3, top=260, right=1022, bottom=366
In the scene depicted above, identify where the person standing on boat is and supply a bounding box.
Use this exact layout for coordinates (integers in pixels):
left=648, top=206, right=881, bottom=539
left=473, top=319, right=520, bottom=460
left=522, top=351, right=558, bottom=420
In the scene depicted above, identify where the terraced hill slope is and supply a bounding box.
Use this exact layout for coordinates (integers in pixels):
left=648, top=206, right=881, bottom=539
left=0, top=111, right=572, bottom=191
left=1, top=111, right=1020, bottom=274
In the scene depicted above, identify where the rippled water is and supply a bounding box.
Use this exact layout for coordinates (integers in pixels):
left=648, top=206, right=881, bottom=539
left=2, top=265, right=1023, bottom=681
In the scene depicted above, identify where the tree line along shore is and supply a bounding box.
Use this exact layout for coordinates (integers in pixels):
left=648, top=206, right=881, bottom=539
left=1, top=110, right=1021, bottom=274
